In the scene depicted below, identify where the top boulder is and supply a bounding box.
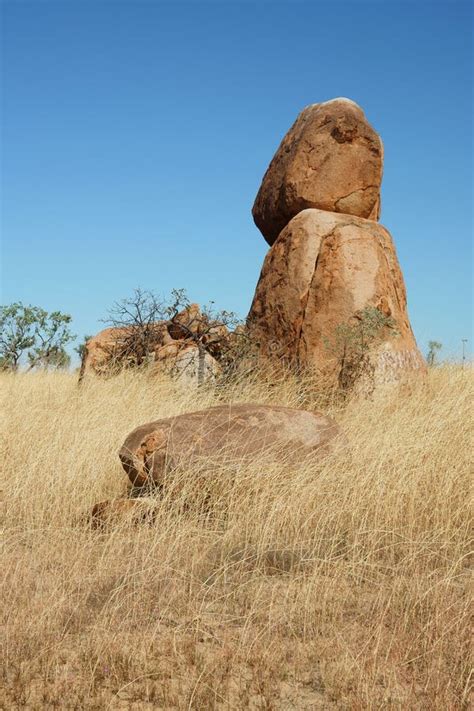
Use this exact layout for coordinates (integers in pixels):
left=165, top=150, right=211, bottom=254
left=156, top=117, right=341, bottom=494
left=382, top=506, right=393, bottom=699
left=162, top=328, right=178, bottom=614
left=252, top=98, right=383, bottom=245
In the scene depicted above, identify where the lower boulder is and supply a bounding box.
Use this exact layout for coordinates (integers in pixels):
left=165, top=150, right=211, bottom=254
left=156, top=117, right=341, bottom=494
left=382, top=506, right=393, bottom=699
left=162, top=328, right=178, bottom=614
left=247, top=208, right=426, bottom=384
left=119, top=403, right=343, bottom=489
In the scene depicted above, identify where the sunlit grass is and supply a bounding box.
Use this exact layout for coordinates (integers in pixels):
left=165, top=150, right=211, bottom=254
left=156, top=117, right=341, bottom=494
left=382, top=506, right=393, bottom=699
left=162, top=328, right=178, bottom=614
left=1, top=366, right=472, bottom=709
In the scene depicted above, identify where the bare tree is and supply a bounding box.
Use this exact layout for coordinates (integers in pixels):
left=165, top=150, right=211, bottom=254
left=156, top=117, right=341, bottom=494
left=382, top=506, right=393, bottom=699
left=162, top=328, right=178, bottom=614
left=101, top=288, right=169, bottom=370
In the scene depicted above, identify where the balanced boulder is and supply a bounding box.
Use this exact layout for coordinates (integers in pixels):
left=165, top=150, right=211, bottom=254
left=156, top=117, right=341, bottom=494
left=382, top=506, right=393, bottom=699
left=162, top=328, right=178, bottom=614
left=253, top=98, right=383, bottom=245
left=119, top=403, right=342, bottom=489
left=247, top=209, right=425, bottom=382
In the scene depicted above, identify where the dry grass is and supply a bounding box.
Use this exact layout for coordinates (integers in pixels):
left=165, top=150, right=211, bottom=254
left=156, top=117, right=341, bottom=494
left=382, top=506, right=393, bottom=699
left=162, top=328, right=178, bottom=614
left=1, top=366, right=472, bottom=709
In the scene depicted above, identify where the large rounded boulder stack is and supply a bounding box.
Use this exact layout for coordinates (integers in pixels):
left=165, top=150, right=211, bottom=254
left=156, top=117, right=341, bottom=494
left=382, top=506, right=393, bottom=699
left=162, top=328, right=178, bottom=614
left=119, top=403, right=343, bottom=490
left=248, top=98, right=425, bottom=383
left=252, top=98, right=383, bottom=246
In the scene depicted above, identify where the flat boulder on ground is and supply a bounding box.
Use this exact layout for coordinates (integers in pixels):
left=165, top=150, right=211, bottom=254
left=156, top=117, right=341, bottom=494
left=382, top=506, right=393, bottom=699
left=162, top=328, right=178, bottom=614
left=253, top=98, right=383, bottom=245
left=119, top=403, right=342, bottom=489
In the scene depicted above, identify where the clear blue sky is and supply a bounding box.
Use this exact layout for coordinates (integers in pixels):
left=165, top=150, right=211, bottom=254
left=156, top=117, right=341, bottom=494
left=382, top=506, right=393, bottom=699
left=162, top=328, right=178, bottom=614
left=1, top=0, right=472, bottom=361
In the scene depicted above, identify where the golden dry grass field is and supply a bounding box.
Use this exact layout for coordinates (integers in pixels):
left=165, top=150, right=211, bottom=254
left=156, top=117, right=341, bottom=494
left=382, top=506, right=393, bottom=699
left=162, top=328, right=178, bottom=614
left=1, top=366, right=472, bottom=710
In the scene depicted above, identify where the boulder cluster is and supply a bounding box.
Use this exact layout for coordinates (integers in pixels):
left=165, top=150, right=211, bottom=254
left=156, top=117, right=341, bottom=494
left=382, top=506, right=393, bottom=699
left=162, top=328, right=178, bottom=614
left=80, top=304, right=224, bottom=383
left=248, top=98, right=425, bottom=382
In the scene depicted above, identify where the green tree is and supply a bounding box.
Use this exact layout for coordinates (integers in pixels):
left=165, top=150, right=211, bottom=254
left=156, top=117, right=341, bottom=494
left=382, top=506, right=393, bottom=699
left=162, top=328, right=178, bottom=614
left=426, top=340, right=442, bottom=367
left=0, top=303, right=74, bottom=371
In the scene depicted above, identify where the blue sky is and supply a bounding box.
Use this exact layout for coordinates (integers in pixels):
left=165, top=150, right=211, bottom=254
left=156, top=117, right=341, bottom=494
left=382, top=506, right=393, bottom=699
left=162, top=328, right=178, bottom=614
left=2, top=0, right=472, bottom=361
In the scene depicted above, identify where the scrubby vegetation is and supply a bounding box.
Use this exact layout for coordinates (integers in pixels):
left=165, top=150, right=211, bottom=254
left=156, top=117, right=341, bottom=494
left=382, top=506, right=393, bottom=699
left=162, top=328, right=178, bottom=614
left=0, top=303, right=74, bottom=371
left=1, top=366, right=472, bottom=709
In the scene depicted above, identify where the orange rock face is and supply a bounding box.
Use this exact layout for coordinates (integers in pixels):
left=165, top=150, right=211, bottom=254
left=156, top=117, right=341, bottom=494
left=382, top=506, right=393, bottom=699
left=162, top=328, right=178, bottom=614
left=79, top=326, right=135, bottom=376
left=167, top=303, right=204, bottom=340
left=119, top=403, right=343, bottom=489
left=247, top=209, right=425, bottom=381
left=79, top=323, right=168, bottom=377
left=252, top=98, right=383, bottom=245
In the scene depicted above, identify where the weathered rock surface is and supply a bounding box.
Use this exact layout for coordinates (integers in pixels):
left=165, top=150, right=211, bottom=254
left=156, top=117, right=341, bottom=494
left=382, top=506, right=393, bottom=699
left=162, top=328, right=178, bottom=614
left=154, top=342, right=221, bottom=383
left=119, top=403, right=342, bottom=489
left=247, top=209, right=425, bottom=381
left=79, top=324, right=169, bottom=377
left=253, top=98, right=383, bottom=245
left=80, top=326, right=127, bottom=376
